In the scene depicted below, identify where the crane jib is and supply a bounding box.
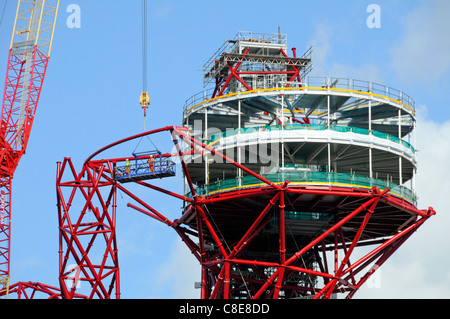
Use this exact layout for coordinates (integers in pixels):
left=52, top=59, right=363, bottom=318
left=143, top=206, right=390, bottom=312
left=1, top=0, right=59, bottom=151
left=0, top=0, right=60, bottom=295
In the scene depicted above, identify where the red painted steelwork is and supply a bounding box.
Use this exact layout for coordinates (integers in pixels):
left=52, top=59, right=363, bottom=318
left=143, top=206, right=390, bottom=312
left=1, top=282, right=83, bottom=299
left=54, top=127, right=435, bottom=299
left=212, top=47, right=304, bottom=98
left=56, top=158, right=120, bottom=299
left=0, top=45, right=50, bottom=285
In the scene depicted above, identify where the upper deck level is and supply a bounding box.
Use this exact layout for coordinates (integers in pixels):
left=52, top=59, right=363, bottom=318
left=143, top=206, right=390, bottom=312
left=181, top=32, right=418, bottom=207
left=183, top=76, right=416, bottom=138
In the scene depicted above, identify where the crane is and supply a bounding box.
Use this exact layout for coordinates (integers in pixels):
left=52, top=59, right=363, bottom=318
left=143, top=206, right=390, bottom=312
left=0, top=0, right=60, bottom=296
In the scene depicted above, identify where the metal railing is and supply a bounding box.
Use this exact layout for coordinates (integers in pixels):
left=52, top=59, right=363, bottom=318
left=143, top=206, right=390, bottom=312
left=184, top=77, right=415, bottom=115
left=203, top=31, right=288, bottom=87
left=307, top=77, right=415, bottom=110
left=206, top=123, right=416, bottom=154
left=115, top=159, right=176, bottom=181
left=187, top=171, right=416, bottom=204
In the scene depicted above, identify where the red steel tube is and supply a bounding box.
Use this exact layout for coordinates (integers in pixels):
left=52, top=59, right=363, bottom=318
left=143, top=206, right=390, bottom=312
left=174, top=127, right=280, bottom=190
left=342, top=215, right=429, bottom=278
left=251, top=195, right=378, bottom=298
left=195, top=204, right=228, bottom=258
left=217, top=48, right=250, bottom=96
left=229, top=192, right=280, bottom=259
left=84, top=126, right=181, bottom=164
left=285, top=196, right=379, bottom=267
left=279, top=190, right=286, bottom=264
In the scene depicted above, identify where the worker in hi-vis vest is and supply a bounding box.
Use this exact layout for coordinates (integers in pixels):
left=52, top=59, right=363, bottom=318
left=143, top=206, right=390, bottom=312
left=149, top=157, right=155, bottom=172
left=125, top=159, right=131, bottom=175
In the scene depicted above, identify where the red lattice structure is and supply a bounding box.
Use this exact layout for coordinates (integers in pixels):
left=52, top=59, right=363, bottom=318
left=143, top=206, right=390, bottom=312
left=2, top=30, right=434, bottom=299
left=0, top=0, right=60, bottom=297
left=4, top=281, right=85, bottom=299
left=54, top=126, right=435, bottom=299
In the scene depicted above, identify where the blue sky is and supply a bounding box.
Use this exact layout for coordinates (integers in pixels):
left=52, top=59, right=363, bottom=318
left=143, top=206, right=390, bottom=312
left=1, top=0, right=449, bottom=299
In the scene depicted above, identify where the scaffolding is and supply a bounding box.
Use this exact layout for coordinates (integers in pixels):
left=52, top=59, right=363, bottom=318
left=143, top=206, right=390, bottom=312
left=203, top=31, right=312, bottom=97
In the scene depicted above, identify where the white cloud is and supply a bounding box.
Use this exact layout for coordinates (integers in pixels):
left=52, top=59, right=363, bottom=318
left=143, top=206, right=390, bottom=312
left=356, top=106, right=450, bottom=299
left=308, top=24, right=333, bottom=76
left=328, top=63, right=383, bottom=83
left=154, top=1, right=174, bottom=19
left=357, top=260, right=450, bottom=299
left=390, top=0, right=450, bottom=84
left=415, top=106, right=450, bottom=209
left=308, top=24, right=382, bottom=82
left=300, top=18, right=450, bottom=295
left=149, top=237, right=200, bottom=298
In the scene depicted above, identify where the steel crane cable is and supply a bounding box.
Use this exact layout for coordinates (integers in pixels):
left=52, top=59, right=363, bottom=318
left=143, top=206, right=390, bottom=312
left=140, top=0, right=150, bottom=131
left=141, top=0, right=147, bottom=93
left=132, top=134, right=160, bottom=155
left=135, top=0, right=160, bottom=156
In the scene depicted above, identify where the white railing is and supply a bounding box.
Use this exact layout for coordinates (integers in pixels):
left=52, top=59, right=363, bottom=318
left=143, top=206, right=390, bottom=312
left=184, top=76, right=416, bottom=115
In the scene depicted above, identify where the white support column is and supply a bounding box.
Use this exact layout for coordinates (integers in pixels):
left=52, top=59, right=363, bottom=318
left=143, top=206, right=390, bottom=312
left=328, top=143, right=331, bottom=173
left=281, top=95, right=285, bottom=172
left=238, top=99, right=242, bottom=186
left=398, top=109, right=403, bottom=185
left=205, top=108, right=209, bottom=188
left=369, top=99, right=373, bottom=179
left=184, top=115, right=189, bottom=201
left=327, top=87, right=330, bottom=128
left=412, top=119, right=417, bottom=195
left=327, top=83, right=331, bottom=173
left=238, top=98, right=241, bottom=131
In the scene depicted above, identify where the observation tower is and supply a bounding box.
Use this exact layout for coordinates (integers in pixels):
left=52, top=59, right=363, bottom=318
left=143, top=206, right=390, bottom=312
left=53, top=31, right=434, bottom=299
left=179, top=31, right=434, bottom=298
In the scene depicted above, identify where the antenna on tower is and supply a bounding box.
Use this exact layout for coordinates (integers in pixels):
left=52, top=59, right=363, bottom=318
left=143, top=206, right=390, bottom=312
left=278, top=26, right=282, bottom=44
left=140, top=0, right=150, bottom=131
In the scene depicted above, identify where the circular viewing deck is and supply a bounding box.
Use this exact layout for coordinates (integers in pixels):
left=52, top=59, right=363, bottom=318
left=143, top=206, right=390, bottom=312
left=172, top=33, right=432, bottom=299
left=182, top=77, right=417, bottom=210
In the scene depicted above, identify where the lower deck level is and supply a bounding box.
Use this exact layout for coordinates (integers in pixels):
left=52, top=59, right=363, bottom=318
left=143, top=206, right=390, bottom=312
left=181, top=183, right=418, bottom=261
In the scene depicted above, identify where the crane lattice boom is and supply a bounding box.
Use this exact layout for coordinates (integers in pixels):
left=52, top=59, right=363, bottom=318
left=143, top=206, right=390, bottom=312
left=0, top=0, right=59, bottom=296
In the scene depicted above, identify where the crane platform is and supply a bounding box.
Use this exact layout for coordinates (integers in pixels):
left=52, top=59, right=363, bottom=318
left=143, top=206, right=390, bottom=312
left=114, top=151, right=176, bottom=183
